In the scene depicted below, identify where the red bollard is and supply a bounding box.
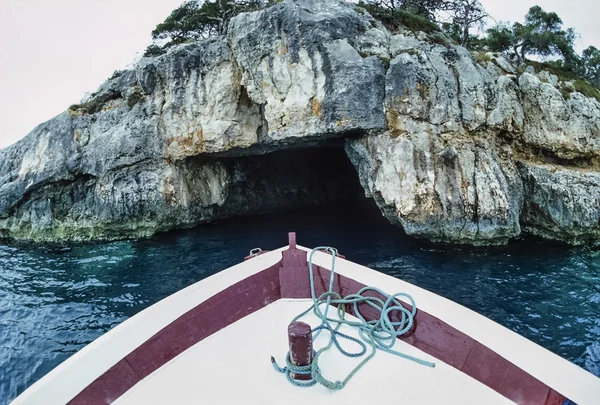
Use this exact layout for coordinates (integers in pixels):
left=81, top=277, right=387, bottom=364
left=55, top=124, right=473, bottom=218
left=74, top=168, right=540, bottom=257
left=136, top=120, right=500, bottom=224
left=288, top=321, right=313, bottom=380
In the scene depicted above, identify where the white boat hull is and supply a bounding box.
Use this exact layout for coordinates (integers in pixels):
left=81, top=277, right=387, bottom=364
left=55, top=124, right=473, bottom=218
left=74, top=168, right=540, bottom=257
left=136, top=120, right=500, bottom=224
left=12, top=234, right=600, bottom=405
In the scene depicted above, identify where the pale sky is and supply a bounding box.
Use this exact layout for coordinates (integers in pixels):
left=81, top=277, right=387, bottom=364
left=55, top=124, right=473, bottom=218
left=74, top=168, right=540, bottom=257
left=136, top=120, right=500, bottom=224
left=0, top=0, right=598, bottom=150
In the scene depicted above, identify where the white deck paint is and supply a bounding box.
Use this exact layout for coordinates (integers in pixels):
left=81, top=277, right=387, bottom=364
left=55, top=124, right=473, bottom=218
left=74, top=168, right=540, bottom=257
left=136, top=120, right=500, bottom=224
left=114, top=299, right=514, bottom=405
left=303, top=248, right=600, bottom=405
left=12, top=245, right=600, bottom=405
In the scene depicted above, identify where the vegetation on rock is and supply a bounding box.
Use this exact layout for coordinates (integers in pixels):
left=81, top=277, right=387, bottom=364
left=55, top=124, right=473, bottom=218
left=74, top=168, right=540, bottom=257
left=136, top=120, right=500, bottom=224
left=144, top=0, right=276, bottom=56
left=108, top=70, right=125, bottom=81
left=360, top=1, right=599, bottom=96
left=4, top=0, right=600, bottom=245
left=358, top=2, right=440, bottom=33
left=144, top=1, right=598, bottom=95
left=581, top=46, right=600, bottom=88
left=483, top=6, right=577, bottom=67
left=360, top=0, right=487, bottom=46
left=480, top=6, right=599, bottom=96
left=68, top=90, right=122, bottom=115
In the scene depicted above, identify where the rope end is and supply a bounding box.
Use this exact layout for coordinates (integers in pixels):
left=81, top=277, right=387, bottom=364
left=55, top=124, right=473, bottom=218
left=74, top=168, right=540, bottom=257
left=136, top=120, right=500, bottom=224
left=271, top=356, right=287, bottom=373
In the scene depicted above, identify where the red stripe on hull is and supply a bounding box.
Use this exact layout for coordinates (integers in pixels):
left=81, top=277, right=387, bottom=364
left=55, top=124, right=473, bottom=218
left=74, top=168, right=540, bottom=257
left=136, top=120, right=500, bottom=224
left=286, top=253, right=567, bottom=405
left=68, top=263, right=281, bottom=405
left=68, top=359, right=139, bottom=405
left=67, top=244, right=568, bottom=405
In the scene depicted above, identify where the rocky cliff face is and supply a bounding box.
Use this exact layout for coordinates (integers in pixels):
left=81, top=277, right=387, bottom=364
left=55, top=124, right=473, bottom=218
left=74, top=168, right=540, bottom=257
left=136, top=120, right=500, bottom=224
left=1, top=0, right=599, bottom=245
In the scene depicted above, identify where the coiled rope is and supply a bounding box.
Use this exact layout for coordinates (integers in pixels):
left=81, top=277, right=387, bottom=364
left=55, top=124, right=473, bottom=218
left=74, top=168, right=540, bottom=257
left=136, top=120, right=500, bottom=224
left=271, top=246, right=435, bottom=389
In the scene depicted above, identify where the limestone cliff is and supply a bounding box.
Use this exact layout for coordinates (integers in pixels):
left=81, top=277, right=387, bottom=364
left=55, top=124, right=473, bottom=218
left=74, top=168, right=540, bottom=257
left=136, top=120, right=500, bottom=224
left=0, top=0, right=598, bottom=245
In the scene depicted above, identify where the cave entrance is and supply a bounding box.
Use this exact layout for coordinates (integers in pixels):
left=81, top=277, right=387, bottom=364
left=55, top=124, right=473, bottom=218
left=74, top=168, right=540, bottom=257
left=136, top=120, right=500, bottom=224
left=216, top=144, right=379, bottom=221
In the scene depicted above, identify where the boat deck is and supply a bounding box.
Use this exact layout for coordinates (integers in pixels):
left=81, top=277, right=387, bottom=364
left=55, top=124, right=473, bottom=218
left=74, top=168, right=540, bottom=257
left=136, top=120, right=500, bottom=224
left=12, top=240, right=600, bottom=405
left=114, top=299, right=513, bottom=405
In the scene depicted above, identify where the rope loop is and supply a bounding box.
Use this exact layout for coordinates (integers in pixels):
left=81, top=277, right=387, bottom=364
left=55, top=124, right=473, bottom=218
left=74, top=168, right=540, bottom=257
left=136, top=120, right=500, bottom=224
left=271, top=246, right=435, bottom=390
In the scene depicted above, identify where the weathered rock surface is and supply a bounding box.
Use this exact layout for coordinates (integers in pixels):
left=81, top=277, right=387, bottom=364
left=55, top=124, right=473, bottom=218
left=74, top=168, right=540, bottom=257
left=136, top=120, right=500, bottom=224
left=517, top=73, right=600, bottom=160
left=0, top=0, right=599, bottom=245
left=345, top=134, right=523, bottom=245
left=519, top=163, right=600, bottom=244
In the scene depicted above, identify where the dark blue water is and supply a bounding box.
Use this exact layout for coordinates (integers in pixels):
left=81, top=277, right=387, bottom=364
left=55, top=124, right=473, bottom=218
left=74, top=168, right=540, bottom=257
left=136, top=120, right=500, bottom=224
left=1, top=203, right=599, bottom=404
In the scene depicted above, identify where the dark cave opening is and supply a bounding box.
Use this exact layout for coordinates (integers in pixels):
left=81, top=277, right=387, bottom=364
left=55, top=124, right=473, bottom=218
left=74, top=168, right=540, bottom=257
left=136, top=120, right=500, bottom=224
left=213, top=144, right=381, bottom=221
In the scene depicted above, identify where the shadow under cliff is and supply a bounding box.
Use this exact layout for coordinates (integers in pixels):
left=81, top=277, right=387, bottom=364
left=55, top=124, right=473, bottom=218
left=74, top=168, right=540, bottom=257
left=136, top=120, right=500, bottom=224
left=202, top=144, right=372, bottom=221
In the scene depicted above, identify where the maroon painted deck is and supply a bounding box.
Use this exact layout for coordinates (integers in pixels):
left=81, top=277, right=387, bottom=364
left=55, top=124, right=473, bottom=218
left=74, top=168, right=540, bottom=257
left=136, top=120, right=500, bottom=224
left=66, top=234, right=569, bottom=405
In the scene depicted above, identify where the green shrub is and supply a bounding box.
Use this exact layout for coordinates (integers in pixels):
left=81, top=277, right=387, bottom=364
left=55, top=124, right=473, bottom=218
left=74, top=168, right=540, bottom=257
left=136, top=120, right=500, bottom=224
left=560, top=85, right=573, bottom=100
left=389, top=10, right=439, bottom=33
left=523, top=60, right=599, bottom=101
left=108, top=70, right=124, bottom=81
left=151, top=0, right=267, bottom=44
left=144, top=44, right=167, bottom=57
left=379, top=56, right=391, bottom=69
left=526, top=60, right=578, bottom=82
left=358, top=3, right=440, bottom=34
left=69, top=91, right=121, bottom=115
left=572, top=79, right=600, bottom=102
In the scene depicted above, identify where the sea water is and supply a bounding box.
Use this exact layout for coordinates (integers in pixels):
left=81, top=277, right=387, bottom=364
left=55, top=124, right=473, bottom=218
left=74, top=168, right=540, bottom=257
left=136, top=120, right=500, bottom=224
left=1, top=204, right=599, bottom=403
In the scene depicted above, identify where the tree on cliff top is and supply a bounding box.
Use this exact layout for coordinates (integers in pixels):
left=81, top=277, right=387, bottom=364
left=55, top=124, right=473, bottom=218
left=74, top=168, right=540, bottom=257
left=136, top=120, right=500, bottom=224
left=360, top=0, right=488, bottom=47
left=151, top=1, right=219, bottom=43
left=445, top=0, right=488, bottom=47
left=146, top=0, right=269, bottom=55
left=581, top=46, right=600, bottom=88
left=485, top=6, right=578, bottom=68
left=480, top=6, right=600, bottom=96
left=362, top=0, right=453, bottom=20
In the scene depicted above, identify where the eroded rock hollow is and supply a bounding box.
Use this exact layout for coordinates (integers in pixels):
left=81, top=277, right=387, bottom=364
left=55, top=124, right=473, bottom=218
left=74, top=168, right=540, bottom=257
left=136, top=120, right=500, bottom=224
left=1, top=0, right=599, bottom=245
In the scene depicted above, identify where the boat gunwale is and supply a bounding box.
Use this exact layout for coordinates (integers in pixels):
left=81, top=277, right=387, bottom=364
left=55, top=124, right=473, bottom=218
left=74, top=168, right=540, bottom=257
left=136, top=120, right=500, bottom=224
left=12, top=243, right=600, bottom=405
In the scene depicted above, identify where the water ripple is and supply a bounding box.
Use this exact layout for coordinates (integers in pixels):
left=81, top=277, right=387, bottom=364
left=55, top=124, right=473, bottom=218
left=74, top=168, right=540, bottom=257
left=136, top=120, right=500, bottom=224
left=1, top=206, right=599, bottom=404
